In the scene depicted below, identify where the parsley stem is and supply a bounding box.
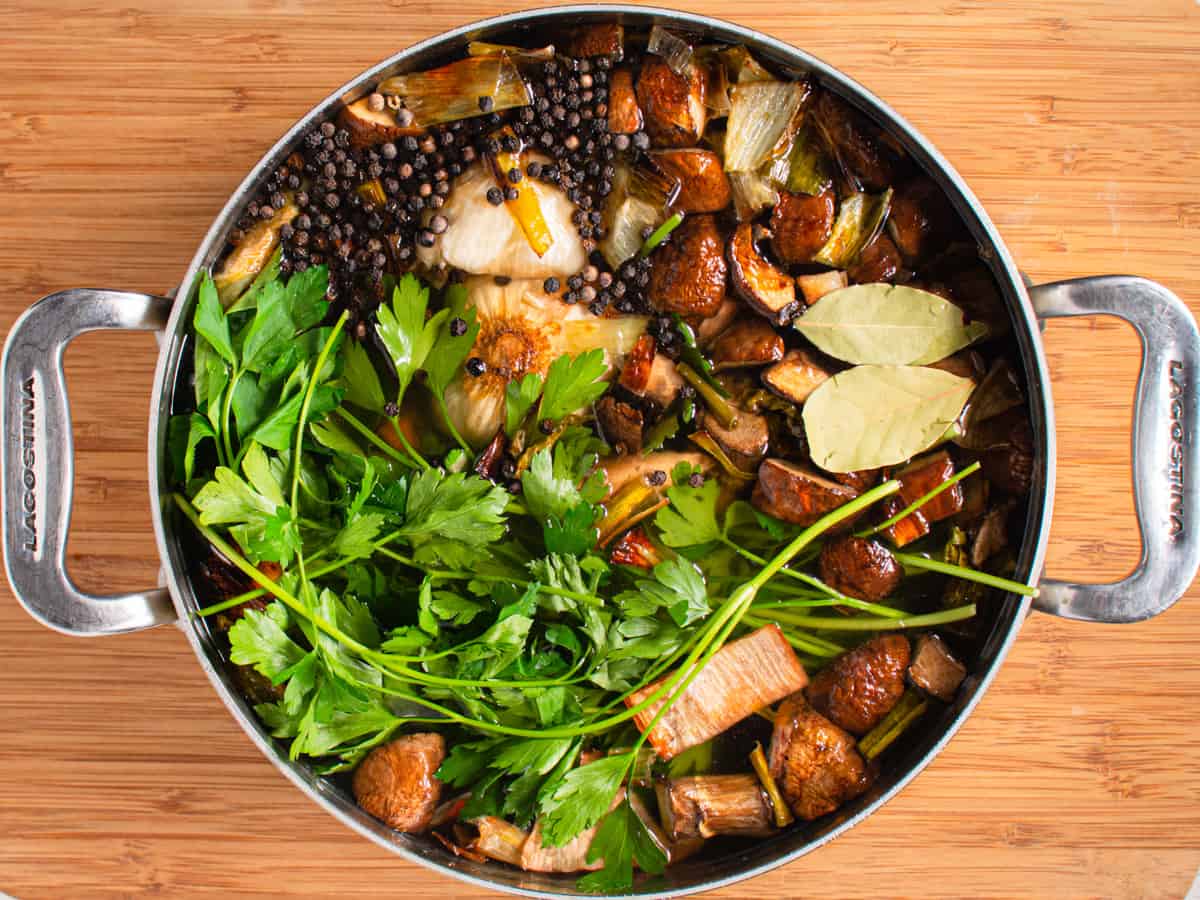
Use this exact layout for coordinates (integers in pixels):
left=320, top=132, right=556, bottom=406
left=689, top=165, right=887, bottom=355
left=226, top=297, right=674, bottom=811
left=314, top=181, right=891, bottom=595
left=857, top=461, right=983, bottom=538
left=894, top=553, right=1040, bottom=597
left=740, top=614, right=844, bottom=657
left=389, top=416, right=431, bottom=471
left=192, top=556, right=347, bottom=618
left=291, top=313, right=349, bottom=513
left=333, top=407, right=415, bottom=468
left=220, top=367, right=243, bottom=469
left=751, top=604, right=978, bottom=632
left=435, top=393, right=473, bottom=457
left=377, top=548, right=603, bottom=606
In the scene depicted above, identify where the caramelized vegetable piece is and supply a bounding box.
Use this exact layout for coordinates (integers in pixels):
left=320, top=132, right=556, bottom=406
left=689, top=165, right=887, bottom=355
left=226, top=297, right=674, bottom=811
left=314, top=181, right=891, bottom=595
left=626, top=624, right=808, bottom=760
left=214, top=196, right=299, bottom=305
left=812, top=189, right=894, bottom=270
left=768, top=694, right=873, bottom=820
left=607, top=67, right=643, bottom=134
left=880, top=494, right=930, bottom=548
left=888, top=176, right=956, bottom=264
left=818, top=535, right=903, bottom=603
left=710, top=318, right=785, bottom=371
left=651, top=149, right=732, bottom=213
left=521, top=790, right=625, bottom=872
left=378, top=55, right=532, bottom=126
left=644, top=353, right=686, bottom=407
left=473, top=427, right=509, bottom=481
left=636, top=56, right=708, bottom=147
left=847, top=232, right=905, bottom=284
left=632, top=789, right=701, bottom=864
left=610, top=527, right=665, bottom=570
left=352, top=733, right=445, bottom=833
left=596, top=394, right=645, bottom=454
left=894, top=451, right=965, bottom=523
left=805, top=634, right=910, bottom=735
left=796, top=269, right=849, bottom=305
left=468, top=816, right=529, bottom=865
left=813, top=91, right=902, bottom=192
left=771, top=189, right=836, bottom=264
left=663, top=775, right=775, bottom=840
left=566, top=23, right=625, bottom=59
left=618, top=334, right=657, bottom=394
left=698, top=407, right=770, bottom=471
left=752, top=459, right=860, bottom=526
left=647, top=214, right=727, bottom=318
left=908, top=634, right=967, bottom=702
left=728, top=223, right=799, bottom=325
left=761, top=349, right=830, bottom=404
left=338, top=97, right=424, bottom=148
left=600, top=450, right=710, bottom=498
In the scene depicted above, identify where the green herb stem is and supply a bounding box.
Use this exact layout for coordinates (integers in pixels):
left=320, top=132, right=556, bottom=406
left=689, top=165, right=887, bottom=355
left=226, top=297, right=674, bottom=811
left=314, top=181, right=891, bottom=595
left=754, top=603, right=978, bottom=632
left=639, top=211, right=684, bottom=257
left=333, top=407, right=415, bottom=468
left=894, top=552, right=1040, bottom=597
left=858, top=461, right=983, bottom=538
left=291, top=313, right=348, bottom=513
left=741, top=615, right=844, bottom=658
left=220, top=367, right=243, bottom=469
left=677, top=362, right=738, bottom=429
left=435, top=394, right=474, bottom=456
left=389, top=416, right=432, bottom=471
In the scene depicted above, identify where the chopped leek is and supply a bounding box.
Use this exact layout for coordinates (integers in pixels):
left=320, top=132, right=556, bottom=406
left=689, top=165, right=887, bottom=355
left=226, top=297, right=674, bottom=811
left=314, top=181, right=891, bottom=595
left=812, top=188, right=893, bottom=268
left=379, top=55, right=531, bottom=126
left=724, top=80, right=808, bottom=173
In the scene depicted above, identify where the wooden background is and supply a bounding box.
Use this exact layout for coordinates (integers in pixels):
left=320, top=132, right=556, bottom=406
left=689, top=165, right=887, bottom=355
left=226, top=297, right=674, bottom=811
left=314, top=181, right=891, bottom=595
left=1, top=1, right=1198, bottom=897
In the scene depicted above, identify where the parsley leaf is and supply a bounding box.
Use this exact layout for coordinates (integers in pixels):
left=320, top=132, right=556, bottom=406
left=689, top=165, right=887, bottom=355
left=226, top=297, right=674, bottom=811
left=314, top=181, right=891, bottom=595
left=544, top=502, right=599, bottom=556
left=423, top=283, right=480, bottom=400
left=655, top=476, right=722, bottom=549
left=400, top=468, right=510, bottom=547
left=505, top=371, right=544, bottom=436
left=229, top=602, right=306, bottom=682
left=538, top=350, right=609, bottom=424
left=194, top=272, right=235, bottom=365
left=522, top=447, right=583, bottom=523
left=648, top=558, right=710, bottom=627
left=579, top=797, right=668, bottom=893
left=340, top=338, right=385, bottom=413
left=192, top=465, right=301, bottom=565
left=375, top=274, right=450, bottom=403
left=537, top=752, right=630, bottom=847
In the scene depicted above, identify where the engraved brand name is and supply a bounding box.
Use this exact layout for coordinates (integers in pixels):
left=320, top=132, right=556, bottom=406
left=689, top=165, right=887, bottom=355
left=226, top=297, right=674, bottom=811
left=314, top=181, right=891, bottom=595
left=20, top=376, right=37, bottom=553
left=1168, top=360, right=1186, bottom=541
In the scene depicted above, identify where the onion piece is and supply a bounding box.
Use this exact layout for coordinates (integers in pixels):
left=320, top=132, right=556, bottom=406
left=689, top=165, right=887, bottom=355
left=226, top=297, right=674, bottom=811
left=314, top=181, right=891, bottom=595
left=812, top=188, right=894, bottom=269
left=378, top=55, right=531, bottom=126
left=724, top=80, right=809, bottom=173
left=467, top=40, right=555, bottom=62
left=468, top=816, right=529, bottom=865
left=599, top=161, right=681, bottom=268
left=625, top=624, right=809, bottom=760
left=728, top=171, right=779, bottom=222
left=720, top=45, right=775, bottom=84
left=647, top=25, right=694, bottom=74
left=786, top=123, right=834, bottom=196
left=488, top=127, right=553, bottom=257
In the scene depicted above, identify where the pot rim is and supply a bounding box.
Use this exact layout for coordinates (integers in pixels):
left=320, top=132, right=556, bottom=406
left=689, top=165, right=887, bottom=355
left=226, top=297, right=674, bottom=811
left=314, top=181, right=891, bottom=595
left=146, top=6, right=1055, bottom=897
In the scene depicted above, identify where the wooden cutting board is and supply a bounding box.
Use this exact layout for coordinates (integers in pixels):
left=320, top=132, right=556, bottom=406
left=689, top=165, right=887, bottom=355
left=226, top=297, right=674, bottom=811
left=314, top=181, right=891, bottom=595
left=1, top=1, right=1197, bottom=897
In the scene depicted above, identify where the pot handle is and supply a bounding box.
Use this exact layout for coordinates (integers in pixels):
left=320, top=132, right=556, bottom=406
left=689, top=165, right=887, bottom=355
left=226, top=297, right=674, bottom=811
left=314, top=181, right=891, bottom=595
left=1030, top=275, right=1200, bottom=622
left=2, top=289, right=178, bottom=636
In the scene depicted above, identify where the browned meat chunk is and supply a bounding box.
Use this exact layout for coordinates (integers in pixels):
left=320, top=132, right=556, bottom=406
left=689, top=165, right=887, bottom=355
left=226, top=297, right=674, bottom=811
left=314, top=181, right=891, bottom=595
left=698, top=408, right=770, bottom=471
left=908, top=633, right=967, bottom=702
left=752, top=459, right=860, bottom=526
left=618, top=333, right=657, bottom=395
left=636, top=56, right=707, bottom=147
left=813, top=92, right=901, bottom=192
left=888, top=176, right=956, bottom=264
left=728, top=223, right=799, bottom=324
left=647, top=214, right=727, bottom=318
left=770, top=189, right=836, bottom=264
left=352, top=733, right=445, bottom=833
left=805, top=634, right=910, bottom=735
left=818, top=535, right=903, bottom=603
left=768, top=694, right=873, bottom=820
left=651, top=149, right=731, bottom=213
left=897, top=451, right=965, bottom=523
left=711, top=318, right=785, bottom=372
left=566, top=23, right=624, bottom=59
left=847, top=232, right=905, bottom=284
left=627, top=624, right=808, bottom=759
left=596, top=395, right=644, bottom=454
left=607, top=67, right=643, bottom=134
left=761, top=349, right=831, bottom=404
left=662, top=775, right=774, bottom=840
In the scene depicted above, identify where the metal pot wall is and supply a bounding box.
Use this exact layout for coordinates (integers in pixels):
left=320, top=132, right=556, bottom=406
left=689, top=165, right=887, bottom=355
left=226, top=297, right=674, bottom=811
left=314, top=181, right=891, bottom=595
left=3, top=6, right=1197, bottom=898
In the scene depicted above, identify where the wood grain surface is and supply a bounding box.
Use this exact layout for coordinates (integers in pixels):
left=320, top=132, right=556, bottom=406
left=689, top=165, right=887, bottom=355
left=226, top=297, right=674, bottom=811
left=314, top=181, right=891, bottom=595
left=2, top=1, right=1199, bottom=897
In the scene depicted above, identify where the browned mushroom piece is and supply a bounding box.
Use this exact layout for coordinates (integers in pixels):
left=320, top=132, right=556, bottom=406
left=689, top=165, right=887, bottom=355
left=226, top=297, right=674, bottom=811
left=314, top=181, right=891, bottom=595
left=943, top=263, right=1010, bottom=338
left=908, top=633, right=967, bottom=702
left=833, top=469, right=879, bottom=494
left=695, top=297, right=742, bottom=346
left=644, top=353, right=685, bottom=407
left=566, top=23, right=625, bottom=59
left=728, top=223, right=799, bottom=325
left=847, top=232, right=906, bottom=284
left=607, top=67, right=643, bottom=134
left=600, top=450, right=711, bottom=498
left=818, top=535, right=903, bottom=603
left=888, top=176, right=956, bottom=264
left=805, top=634, right=911, bottom=735
left=698, top=408, right=770, bottom=471
left=618, top=333, right=657, bottom=394
left=609, top=526, right=664, bottom=570
left=768, top=693, right=873, bottom=821
left=812, top=91, right=901, bottom=192
left=970, top=501, right=1012, bottom=567
left=647, top=214, right=728, bottom=318
left=661, top=774, right=775, bottom=841
left=752, top=459, right=860, bottom=526
left=761, top=349, right=831, bottom=404
left=980, top=413, right=1034, bottom=496
left=770, top=189, right=836, bottom=264
left=710, top=318, right=785, bottom=371
left=650, top=149, right=732, bottom=213
left=473, top=427, right=509, bottom=481
left=596, top=394, right=645, bottom=454
left=352, top=733, right=446, bottom=833
left=338, top=97, right=424, bottom=149
left=636, top=56, right=708, bottom=147
left=795, top=269, right=848, bottom=306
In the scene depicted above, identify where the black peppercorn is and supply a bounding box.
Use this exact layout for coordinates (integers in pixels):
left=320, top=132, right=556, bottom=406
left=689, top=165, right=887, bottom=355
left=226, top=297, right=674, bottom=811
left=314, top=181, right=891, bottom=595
left=486, top=187, right=504, bottom=206
left=449, top=316, right=468, bottom=337
left=466, top=356, right=487, bottom=376
left=543, top=276, right=560, bottom=293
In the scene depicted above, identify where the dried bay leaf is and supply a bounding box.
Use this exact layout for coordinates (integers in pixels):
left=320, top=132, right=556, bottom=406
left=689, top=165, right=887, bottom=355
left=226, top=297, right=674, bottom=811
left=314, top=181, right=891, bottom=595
left=803, top=365, right=974, bottom=472
left=793, top=282, right=987, bottom=365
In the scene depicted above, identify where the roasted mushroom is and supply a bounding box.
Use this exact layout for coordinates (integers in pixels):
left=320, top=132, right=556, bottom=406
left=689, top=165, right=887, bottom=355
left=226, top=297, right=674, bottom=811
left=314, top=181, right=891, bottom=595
left=647, top=214, right=728, bottom=318
left=795, top=269, right=848, bottom=305
left=752, top=459, right=860, bottom=526
left=636, top=56, right=708, bottom=147
left=768, top=694, right=873, bottom=821
left=908, top=634, right=967, bottom=702
left=710, top=318, right=785, bottom=371
left=770, top=189, right=836, bottom=265
left=698, top=407, right=770, bottom=471
left=847, top=232, right=905, bottom=284
left=761, top=349, right=831, bottom=404
left=566, top=23, right=624, bottom=59
left=661, top=775, right=775, bottom=840
left=650, top=149, right=732, bottom=213
left=818, top=535, right=903, bottom=603
left=728, top=223, right=799, bottom=324
left=887, top=176, right=956, bottom=265
left=338, top=96, right=424, bottom=149
left=352, top=733, right=445, bottom=833
left=596, top=394, right=645, bottom=454
left=896, top=451, right=965, bottom=523
left=813, top=92, right=902, bottom=192
left=607, top=67, right=643, bottom=134
left=805, top=634, right=910, bottom=735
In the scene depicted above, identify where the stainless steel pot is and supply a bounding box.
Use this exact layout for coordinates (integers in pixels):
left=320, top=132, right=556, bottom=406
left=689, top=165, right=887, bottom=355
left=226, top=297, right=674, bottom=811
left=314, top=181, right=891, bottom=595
left=3, top=6, right=1197, bottom=897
